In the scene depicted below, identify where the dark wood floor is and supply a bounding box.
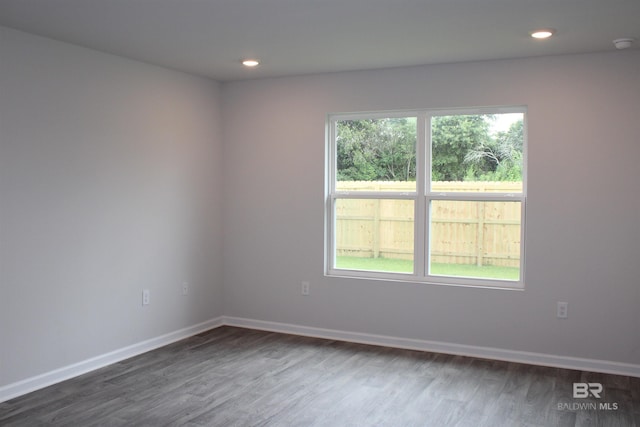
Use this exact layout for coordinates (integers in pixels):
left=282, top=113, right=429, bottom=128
left=1, top=326, right=638, bottom=426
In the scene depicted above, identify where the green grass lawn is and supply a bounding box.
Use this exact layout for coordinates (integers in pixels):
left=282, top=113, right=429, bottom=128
left=335, top=256, right=519, bottom=280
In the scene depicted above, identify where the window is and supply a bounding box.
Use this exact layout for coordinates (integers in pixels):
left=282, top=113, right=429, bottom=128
left=326, top=107, right=526, bottom=289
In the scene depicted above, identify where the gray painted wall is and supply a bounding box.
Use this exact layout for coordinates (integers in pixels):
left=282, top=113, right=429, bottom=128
left=0, top=27, right=224, bottom=386
left=1, top=24, right=639, bottom=390
left=221, top=51, right=640, bottom=366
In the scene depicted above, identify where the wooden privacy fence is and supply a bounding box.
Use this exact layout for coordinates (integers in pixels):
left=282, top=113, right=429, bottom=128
left=335, top=181, right=522, bottom=267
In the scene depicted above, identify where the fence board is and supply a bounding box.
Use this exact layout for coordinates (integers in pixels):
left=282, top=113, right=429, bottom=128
left=335, top=181, right=521, bottom=267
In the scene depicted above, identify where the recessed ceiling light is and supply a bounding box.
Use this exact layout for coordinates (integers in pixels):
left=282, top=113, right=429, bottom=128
left=530, top=29, right=556, bottom=39
left=613, top=38, right=634, bottom=49
left=242, top=59, right=260, bottom=67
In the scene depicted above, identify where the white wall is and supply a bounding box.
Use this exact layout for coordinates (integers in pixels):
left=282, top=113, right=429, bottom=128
left=0, top=27, right=224, bottom=387
left=1, top=24, right=638, bottom=394
left=221, top=51, right=640, bottom=367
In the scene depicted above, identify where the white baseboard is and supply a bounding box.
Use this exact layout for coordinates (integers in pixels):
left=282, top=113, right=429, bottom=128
left=223, top=316, right=640, bottom=378
left=3, top=314, right=638, bottom=403
left=0, top=317, right=224, bottom=403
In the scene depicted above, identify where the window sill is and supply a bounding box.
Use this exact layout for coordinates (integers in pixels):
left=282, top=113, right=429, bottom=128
left=326, top=269, right=525, bottom=291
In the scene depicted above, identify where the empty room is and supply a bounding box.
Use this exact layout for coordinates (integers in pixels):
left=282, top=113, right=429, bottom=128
left=1, top=0, right=639, bottom=426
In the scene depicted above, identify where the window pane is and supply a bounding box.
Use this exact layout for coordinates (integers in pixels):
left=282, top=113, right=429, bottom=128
left=335, top=198, right=414, bottom=273
left=429, top=200, right=521, bottom=281
left=336, top=117, right=417, bottom=192
left=431, top=113, right=523, bottom=192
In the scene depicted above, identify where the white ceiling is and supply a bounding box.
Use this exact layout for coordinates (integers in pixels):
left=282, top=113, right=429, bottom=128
left=0, top=0, right=638, bottom=82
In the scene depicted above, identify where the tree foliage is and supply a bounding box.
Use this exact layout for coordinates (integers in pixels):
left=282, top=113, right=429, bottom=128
left=336, top=115, right=523, bottom=183
left=337, top=118, right=416, bottom=181
left=431, top=115, right=491, bottom=181
left=464, top=119, right=523, bottom=181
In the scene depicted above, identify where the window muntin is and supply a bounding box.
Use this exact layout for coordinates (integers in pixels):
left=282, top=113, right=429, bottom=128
left=327, top=107, right=526, bottom=289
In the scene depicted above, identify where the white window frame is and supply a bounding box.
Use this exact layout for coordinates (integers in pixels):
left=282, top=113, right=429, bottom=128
left=325, top=106, right=527, bottom=290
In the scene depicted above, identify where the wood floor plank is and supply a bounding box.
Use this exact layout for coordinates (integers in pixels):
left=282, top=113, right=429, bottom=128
left=1, top=326, right=637, bottom=426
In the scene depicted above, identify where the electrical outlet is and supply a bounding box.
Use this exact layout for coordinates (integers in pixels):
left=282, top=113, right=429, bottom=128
left=142, top=289, right=150, bottom=306
left=182, top=282, right=189, bottom=296
left=557, top=301, right=568, bottom=318
left=301, top=281, right=310, bottom=296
